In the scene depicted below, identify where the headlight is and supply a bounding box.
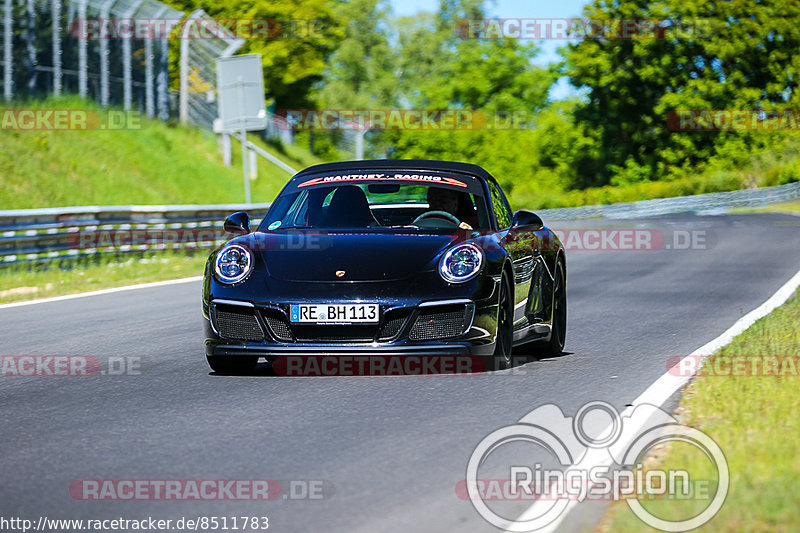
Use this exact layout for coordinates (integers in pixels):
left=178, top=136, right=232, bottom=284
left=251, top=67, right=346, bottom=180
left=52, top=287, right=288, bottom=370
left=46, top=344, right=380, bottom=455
left=214, top=244, right=253, bottom=284
left=439, top=243, right=483, bottom=283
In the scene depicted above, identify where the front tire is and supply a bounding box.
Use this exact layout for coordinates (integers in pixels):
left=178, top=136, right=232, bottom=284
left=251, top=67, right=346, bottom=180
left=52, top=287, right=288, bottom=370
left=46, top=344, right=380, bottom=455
left=541, top=259, right=566, bottom=356
left=206, top=355, right=258, bottom=375
left=486, top=275, right=513, bottom=371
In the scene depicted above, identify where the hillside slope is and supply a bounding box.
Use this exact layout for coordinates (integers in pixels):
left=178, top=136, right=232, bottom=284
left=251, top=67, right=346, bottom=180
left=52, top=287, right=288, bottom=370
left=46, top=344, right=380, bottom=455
left=0, top=97, right=324, bottom=209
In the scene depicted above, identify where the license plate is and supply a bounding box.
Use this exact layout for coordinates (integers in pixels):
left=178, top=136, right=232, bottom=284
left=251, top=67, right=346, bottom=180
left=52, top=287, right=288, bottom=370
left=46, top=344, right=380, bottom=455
left=290, top=303, right=379, bottom=324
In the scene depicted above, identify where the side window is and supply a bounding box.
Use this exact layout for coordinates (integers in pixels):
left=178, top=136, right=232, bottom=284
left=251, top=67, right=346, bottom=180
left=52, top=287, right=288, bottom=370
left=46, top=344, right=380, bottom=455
left=289, top=190, right=311, bottom=226
left=322, top=188, right=337, bottom=207
left=488, top=181, right=513, bottom=229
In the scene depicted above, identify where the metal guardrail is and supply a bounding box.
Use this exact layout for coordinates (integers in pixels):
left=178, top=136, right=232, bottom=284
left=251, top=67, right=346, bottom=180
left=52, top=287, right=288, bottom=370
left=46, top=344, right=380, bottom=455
left=0, top=203, right=270, bottom=265
left=536, top=182, right=800, bottom=221
left=1, top=182, right=797, bottom=265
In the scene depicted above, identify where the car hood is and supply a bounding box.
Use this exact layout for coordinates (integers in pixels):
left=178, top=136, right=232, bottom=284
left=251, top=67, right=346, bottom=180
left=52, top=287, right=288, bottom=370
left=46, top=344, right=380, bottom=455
left=253, top=231, right=458, bottom=282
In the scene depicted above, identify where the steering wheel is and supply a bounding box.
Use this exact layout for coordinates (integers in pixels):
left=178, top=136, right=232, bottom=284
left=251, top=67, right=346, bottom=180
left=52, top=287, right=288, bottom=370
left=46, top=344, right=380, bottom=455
left=412, top=210, right=461, bottom=227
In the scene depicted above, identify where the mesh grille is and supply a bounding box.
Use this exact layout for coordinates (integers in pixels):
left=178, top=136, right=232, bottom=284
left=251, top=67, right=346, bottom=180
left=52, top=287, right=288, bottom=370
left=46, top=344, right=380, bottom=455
left=263, top=314, right=292, bottom=342
left=409, top=305, right=468, bottom=340
left=214, top=308, right=263, bottom=342
left=379, top=312, right=410, bottom=340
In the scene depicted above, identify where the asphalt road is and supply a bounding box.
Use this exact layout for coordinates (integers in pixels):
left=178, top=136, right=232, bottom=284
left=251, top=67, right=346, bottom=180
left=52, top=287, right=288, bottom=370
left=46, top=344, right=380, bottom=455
left=1, top=213, right=798, bottom=533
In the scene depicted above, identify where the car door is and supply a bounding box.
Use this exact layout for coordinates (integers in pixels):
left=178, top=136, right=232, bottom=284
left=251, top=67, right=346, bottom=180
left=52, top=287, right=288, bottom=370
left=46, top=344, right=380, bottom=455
left=487, top=180, right=536, bottom=327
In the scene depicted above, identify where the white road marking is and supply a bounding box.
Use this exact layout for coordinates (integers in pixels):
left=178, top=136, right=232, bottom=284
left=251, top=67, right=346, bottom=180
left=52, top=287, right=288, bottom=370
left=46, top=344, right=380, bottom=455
left=0, top=276, right=203, bottom=310
left=510, top=266, right=800, bottom=532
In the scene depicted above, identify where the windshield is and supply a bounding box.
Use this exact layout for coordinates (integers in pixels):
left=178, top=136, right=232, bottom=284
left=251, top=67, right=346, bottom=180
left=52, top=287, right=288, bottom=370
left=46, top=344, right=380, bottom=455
left=259, top=171, right=491, bottom=231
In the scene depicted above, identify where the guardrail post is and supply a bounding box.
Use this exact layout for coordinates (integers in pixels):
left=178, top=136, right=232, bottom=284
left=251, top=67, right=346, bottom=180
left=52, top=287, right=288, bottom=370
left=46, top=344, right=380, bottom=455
left=249, top=148, right=257, bottom=180
left=220, top=132, right=231, bottom=167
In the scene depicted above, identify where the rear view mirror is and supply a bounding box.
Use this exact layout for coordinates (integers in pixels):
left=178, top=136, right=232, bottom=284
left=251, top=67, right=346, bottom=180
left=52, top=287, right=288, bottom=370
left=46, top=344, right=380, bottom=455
left=223, top=211, right=250, bottom=235
left=512, top=210, right=543, bottom=230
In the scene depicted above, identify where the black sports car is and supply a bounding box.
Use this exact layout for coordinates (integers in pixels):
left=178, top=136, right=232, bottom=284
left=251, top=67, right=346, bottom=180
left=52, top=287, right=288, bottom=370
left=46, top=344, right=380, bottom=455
left=202, top=160, right=566, bottom=374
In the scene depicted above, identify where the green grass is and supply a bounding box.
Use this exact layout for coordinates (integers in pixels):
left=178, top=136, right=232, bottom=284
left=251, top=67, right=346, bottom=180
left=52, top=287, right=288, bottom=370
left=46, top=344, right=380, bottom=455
left=0, top=96, right=325, bottom=209
left=599, top=289, right=800, bottom=533
left=730, top=200, right=800, bottom=215
left=0, top=253, right=209, bottom=303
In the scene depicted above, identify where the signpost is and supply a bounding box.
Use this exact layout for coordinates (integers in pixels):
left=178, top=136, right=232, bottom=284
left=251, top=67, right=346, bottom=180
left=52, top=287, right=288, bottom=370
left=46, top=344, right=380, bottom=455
left=216, top=54, right=267, bottom=203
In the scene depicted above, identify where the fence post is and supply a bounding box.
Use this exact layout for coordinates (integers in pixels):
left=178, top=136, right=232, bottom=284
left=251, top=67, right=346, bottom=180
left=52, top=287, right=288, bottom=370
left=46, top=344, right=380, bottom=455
left=4, top=0, right=13, bottom=101
left=144, top=37, right=153, bottom=116
left=122, top=0, right=143, bottom=110
left=77, top=0, right=87, bottom=97
left=98, top=0, right=113, bottom=106
left=51, top=0, right=61, bottom=96
left=144, top=5, right=168, bottom=118
left=26, top=0, right=37, bottom=93
left=179, top=11, right=201, bottom=123
left=157, top=35, right=169, bottom=120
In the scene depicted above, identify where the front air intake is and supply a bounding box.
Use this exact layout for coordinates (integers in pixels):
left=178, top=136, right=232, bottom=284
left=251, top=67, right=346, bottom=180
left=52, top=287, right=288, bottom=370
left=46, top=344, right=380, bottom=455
left=262, top=311, right=293, bottom=342
left=378, top=310, right=411, bottom=341
left=408, top=304, right=473, bottom=341
left=212, top=306, right=264, bottom=342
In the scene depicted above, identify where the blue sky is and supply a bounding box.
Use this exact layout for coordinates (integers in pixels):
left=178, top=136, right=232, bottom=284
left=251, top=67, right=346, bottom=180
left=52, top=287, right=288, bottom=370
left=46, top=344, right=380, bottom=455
left=389, top=0, right=590, bottom=98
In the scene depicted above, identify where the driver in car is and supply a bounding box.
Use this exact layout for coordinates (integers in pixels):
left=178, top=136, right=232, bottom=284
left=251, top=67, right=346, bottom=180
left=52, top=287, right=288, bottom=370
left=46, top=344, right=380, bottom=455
left=426, top=187, right=475, bottom=230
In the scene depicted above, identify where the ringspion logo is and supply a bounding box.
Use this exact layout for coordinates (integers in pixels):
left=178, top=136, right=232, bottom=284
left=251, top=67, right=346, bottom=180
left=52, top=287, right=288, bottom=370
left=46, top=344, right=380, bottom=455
left=465, top=401, right=728, bottom=531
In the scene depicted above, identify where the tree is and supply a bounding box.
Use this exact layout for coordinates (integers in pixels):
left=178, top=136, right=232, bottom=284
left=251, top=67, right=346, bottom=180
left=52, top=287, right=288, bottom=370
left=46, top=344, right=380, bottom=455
left=383, top=0, right=554, bottom=193
left=166, top=0, right=344, bottom=108
left=315, top=0, right=397, bottom=109
left=563, top=0, right=800, bottom=186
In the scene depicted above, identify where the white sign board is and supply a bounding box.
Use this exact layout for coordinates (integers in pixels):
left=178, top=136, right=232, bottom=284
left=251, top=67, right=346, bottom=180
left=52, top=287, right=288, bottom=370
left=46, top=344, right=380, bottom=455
left=216, top=54, right=267, bottom=131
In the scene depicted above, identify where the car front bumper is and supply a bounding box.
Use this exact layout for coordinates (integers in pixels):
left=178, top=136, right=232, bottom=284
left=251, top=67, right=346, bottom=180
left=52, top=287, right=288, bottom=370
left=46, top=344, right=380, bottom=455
left=203, top=296, right=499, bottom=358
